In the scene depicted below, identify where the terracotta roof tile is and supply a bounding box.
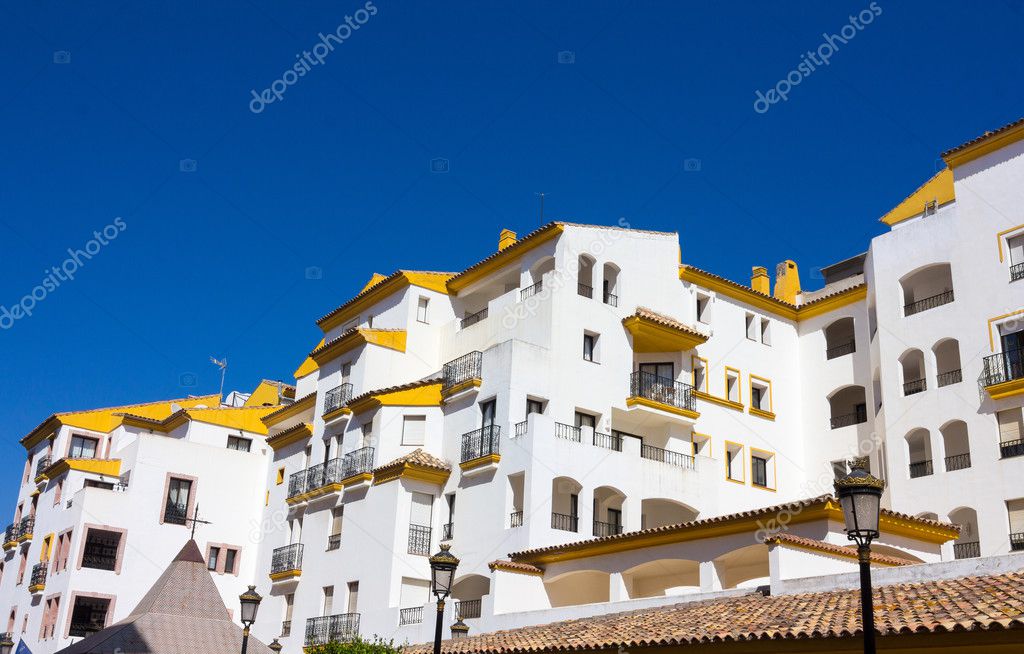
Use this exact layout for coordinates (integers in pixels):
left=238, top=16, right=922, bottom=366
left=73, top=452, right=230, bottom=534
left=631, top=307, right=708, bottom=337
left=765, top=533, right=915, bottom=567
left=374, top=448, right=451, bottom=474
left=942, top=116, right=1024, bottom=157
left=347, top=377, right=443, bottom=407
left=488, top=560, right=545, bottom=575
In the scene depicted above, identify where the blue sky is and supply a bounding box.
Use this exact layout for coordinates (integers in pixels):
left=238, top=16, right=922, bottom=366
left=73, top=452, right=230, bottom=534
left=0, top=1, right=1021, bottom=508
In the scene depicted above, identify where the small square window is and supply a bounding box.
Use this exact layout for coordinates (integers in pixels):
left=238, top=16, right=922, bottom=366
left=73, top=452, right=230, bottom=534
left=401, top=416, right=426, bottom=446
left=227, top=436, right=251, bottom=452
left=69, top=435, right=99, bottom=459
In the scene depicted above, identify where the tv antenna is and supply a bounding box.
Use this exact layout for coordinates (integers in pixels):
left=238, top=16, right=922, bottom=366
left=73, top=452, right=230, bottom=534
left=210, top=356, right=228, bottom=399
left=535, top=192, right=546, bottom=223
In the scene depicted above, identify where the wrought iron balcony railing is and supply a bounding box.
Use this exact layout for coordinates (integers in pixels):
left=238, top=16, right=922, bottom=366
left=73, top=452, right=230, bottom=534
left=443, top=351, right=483, bottom=390
left=441, top=522, right=454, bottom=541
left=35, top=457, right=52, bottom=478
left=19, top=515, right=35, bottom=538
left=825, top=340, right=856, bottom=360
left=593, top=520, right=623, bottom=538
left=629, top=371, right=696, bottom=413
left=327, top=534, right=341, bottom=551
left=937, top=369, right=962, bottom=387
left=908, top=460, right=933, bottom=479
left=399, top=607, right=423, bottom=626
left=324, top=383, right=353, bottom=414
left=460, top=308, right=488, bottom=330
left=271, top=543, right=303, bottom=574
left=29, top=563, right=47, bottom=589
left=945, top=453, right=971, bottom=471
left=513, top=420, right=528, bottom=438
left=982, top=348, right=1024, bottom=387
left=577, top=283, right=593, bottom=299
left=830, top=406, right=868, bottom=430
left=455, top=599, right=481, bottom=619
left=520, top=280, right=543, bottom=301
left=4, top=524, right=17, bottom=544
left=304, top=613, right=360, bottom=647
left=953, top=541, right=980, bottom=559
left=1010, top=532, right=1024, bottom=552
left=460, top=425, right=500, bottom=463
left=551, top=512, right=578, bottom=532
left=281, top=620, right=291, bottom=637
left=903, top=378, right=927, bottom=396
left=1011, top=262, right=1024, bottom=282
left=341, top=447, right=375, bottom=479
left=555, top=422, right=581, bottom=442
left=164, top=501, right=188, bottom=525
left=903, top=289, right=954, bottom=317
left=1000, top=438, right=1024, bottom=459
left=510, top=510, right=523, bottom=528
left=640, top=443, right=695, bottom=469
left=593, top=431, right=622, bottom=452
left=603, top=291, right=618, bottom=307
left=408, top=524, right=431, bottom=556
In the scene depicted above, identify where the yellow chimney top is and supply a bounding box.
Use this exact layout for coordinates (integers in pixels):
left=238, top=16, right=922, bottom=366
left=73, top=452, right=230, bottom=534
left=773, top=260, right=801, bottom=304
left=499, top=229, right=517, bottom=251
left=751, top=266, right=770, bottom=295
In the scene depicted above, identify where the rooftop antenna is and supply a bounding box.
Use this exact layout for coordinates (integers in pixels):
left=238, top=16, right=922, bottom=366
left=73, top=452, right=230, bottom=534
left=210, top=356, right=228, bottom=400
left=535, top=192, right=545, bottom=223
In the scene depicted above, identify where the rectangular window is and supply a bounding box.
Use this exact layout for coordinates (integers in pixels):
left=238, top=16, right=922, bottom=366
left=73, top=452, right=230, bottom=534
left=208, top=547, right=220, bottom=571
left=276, top=468, right=285, bottom=485
left=341, top=362, right=352, bottom=382
left=82, top=528, right=121, bottom=571
left=760, top=318, right=771, bottom=346
left=69, top=595, right=110, bottom=638
left=574, top=412, right=596, bottom=430
left=750, top=376, right=772, bottom=413
left=583, top=333, right=596, bottom=361
left=639, top=362, right=674, bottom=382
left=832, top=460, right=849, bottom=480
left=328, top=506, right=343, bottom=550
left=480, top=399, right=496, bottom=428
left=526, top=398, right=544, bottom=415
left=1008, top=499, right=1024, bottom=550
left=745, top=313, right=757, bottom=340
left=283, top=593, right=294, bottom=634
left=417, top=297, right=430, bottom=324
left=401, top=416, right=426, bottom=446
left=224, top=548, right=237, bottom=574
left=691, top=433, right=711, bottom=457
left=998, top=408, right=1023, bottom=444
left=163, top=477, right=192, bottom=525
left=226, top=436, right=251, bottom=452
left=725, top=442, right=744, bottom=482
left=692, top=357, right=708, bottom=392
left=726, top=369, right=741, bottom=403
left=69, top=435, right=99, bottom=459
left=84, top=480, right=114, bottom=490
left=696, top=293, right=711, bottom=324
left=752, top=456, right=768, bottom=487
left=1008, top=234, right=1024, bottom=266
left=347, top=581, right=359, bottom=613
left=322, top=586, right=334, bottom=616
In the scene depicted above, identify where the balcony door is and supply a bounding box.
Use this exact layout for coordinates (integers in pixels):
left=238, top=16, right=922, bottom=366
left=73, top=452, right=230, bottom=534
left=1002, top=330, right=1024, bottom=379
left=639, top=362, right=674, bottom=382
left=480, top=399, right=496, bottom=429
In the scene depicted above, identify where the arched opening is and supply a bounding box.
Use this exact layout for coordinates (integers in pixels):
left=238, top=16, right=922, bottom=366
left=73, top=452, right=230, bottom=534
left=592, top=486, right=626, bottom=537
left=948, top=507, right=980, bottom=559
left=543, top=569, right=610, bottom=607
left=622, top=559, right=700, bottom=599
left=866, top=543, right=923, bottom=563
left=452, top=574, right=490, bottom=619
left=577, top=255, right=596, bottom=299
left=899, top=349, right=927, bottom=396
left=828, top=385, right=867, bottom=429
left=527, top=256, right=556, bottom=296
left=900, top=263, right=954, bottom=316
left=713, top=544, right=770, bottom=590
left=905, top=428, right=933, bottom=478
left=824, top=317, right=856, bottom=360
left=551, top=476, right=582, bottom=532
left=916, top=511, right=939, bottom=521
left=933, top=339, right=963, bottom=387
left=640, top=498, right=699, bottom=530
left=940, top=420, right=971, bottom=471
left=601, top=263, right=620, bottom=307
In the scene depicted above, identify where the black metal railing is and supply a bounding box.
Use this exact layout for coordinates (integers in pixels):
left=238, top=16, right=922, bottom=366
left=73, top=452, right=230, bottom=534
left=304, top=613, right=360, bottom=646
left=953, top=541, right=980, bottom=559
left=442, top=522, right=454, bottom=541
left=288, top=468, right=311, bottom=499
left=830, top=406, right=868, bottom=429
left=603, top=291, right=618, bottom=307
left=461, top=425, right=500, bottom=463
left=825, top=340, right=856, bottom=360
left=3, top=524, right=16, bottom=544
left=460, top=307, right=489, bottom=330
left=593, top=520, right=623, bottom=537
left=982, top=348, right=1024, bottom=387
left=443, top=351, right=483, bottom=390
left=456, top=599, right=481, bottom=619
left=937, top=369, right=962, bottom=387
left=903, top=378, right=927, bottom=396
left=629, top=371, right=696, bottom=413
left=18, top=515, right=33, bottom=538
left=399, top=607, right=423, bottom=626
left=281, top=621, right=291, bottom=637
left=1010, top=532, right=1024, bottom=551
left=1000, top=439, right=1024, bottom=459
left=555, top=422, right=581, bottom=442
left=29, top=563, right=46, bottom=589
left=593, top=431, right=623, bottom=452
left=514, top=420, right=528, bottom=438
left=908, top=460, right=933, bottom=478
left=271, top=543, right=303, bottom=575
left=640, top=443, right=696, bottom=469
left=520, top=280, right=543, bottom=301
left=945, top=453, right=971, bottom=471
left=341, top=447, right=375, bottom=479
left=577, top=283, right=593, bottom=299
left=35, top=457, right=51, bottom=477
left=510, top=510, right=523, bottom=528
left=904, top=289, right=954, bottom=316
left=163, top=502, right=188, bottom=525
left=1011, top=262, right=1024, bottom=282
left=324, top=383, right=353, bottom=414
left=327, top=533, right=341, bottom=551
left=408, top=524, right=431, bottom=556
left=551, top=512, right=578, bottom=532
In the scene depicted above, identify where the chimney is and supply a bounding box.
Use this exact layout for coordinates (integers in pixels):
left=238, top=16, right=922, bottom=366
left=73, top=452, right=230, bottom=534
left=773, top=260, right=801, bottom=303
left=750, top=266, right=770, bottom=295
left=499, top=229, right=517, bottom=251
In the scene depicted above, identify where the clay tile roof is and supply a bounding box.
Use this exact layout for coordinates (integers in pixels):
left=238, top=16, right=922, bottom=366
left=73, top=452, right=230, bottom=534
left=405, top=571, right=1024, bottom=654
left=347, top=377, right=443, bottom=407
left=488, top=560, right=544, bottom=575
left=765, top=533, right=915, bottom=567
left=680, top=263, right=798, bottom=309
left=373, top=448, right=451, bottom=474
left=316, top=270, right=454, bottom=327
left=631, top=307, right=707, bottom=337
left=942, top=116, right=1024, bottom=157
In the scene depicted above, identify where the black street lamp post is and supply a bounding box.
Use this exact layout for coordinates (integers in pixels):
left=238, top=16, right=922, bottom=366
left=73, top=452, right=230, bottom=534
left=429, top=543, right=460, bottom=654
left=834, top=457, right=885, bottom=654
left=239, top=585, right=264, bottom=654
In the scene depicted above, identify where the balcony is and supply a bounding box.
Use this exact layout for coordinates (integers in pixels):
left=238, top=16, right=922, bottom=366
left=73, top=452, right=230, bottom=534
left=281, top=621, right=291, bottom=638
left=903, top=378, right=927, bottom=396
left=830, top=406, right=868, bottom=430
left=270, top=543, right=303, bottom=581
left=825, top=340, right=856, bottom=360
left=408, top=524, right=431, bottom=556
left=908, top=460, right=933, bottom=479
left=1011, top=262, right=1024, bottom=282
left=593, top=520, right=623, bottom=538
left=28, top=563, right=47, bottom=593
left=460, top=425, right=500, bottom=474
left=327, top=534, right=341, bottom=551
left=305, top=613, right=360, bottom=647
left=442, top=351, right=483, bottom=398
left=577, top=283, right=593, bottom=299
left=520, top=280, right=543, bottom=301
left=592, top=431, right=623, bottom=452
left=627, top=371, right=698, bottom=420
left=2, top=524, right=18, bottom=550
left=551, top=513, right=578, bottom=532
left=603, top=291, right=618, bottom=307
left=640, top=443, right=695, bottom=470
left=510, top=510, right=523, bottom=528
left=982, top=349, right=1024, bottom=399
left=904, top=290, right=954, bottom=317
left=17, top=515, right=34, bottom=542
left=323, top=383, right=353, bottom=417
left=953, top=541, right=980, bottom=559
left=513, top=420, right=528, bottom=438
left=455, top=599, right=481, bottom=619
left=399, top=607, right=423, bottom=626
left=34, top=456, right=52, bottom=481
left=1001, top=439, right=1024, bottom=459
left=945, top=453, right=971, bottom=471
left=555, top=422, right=581, bottom=443
left=460, top=307, right=488, bottom=330
left=441, top=522, right=454, bottom=541
left=937, top=369, right=962, bottom=387
left=1011, top=532, right=1024, bottom=552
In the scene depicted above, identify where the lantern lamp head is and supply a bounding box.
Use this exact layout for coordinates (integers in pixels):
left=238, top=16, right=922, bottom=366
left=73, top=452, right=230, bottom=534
left=833, top=457, right=885, bottom=547
left=451, top=618, right=470, bottom=638
left=238, top=585, right=263, bottom=627
left=429, top=543, right=460, bottom=600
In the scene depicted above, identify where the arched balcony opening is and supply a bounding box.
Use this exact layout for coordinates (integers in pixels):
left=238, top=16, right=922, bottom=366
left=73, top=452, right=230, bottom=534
left=577, top=254, right=596, bottom=299
left=948, top=507, right=980, bottom=559
left=640, top=498, right=699, bottom=530
left=592, top=486, right=626, bottom=537
left=622, top=559, right=700, bottom=599
left=551, top=477, right=582, bottom=533
left=905, top=428, right=933, bottom=478
left=523, top=256, right=556, bottom=300
left=824, top=317, right=856, bottom=360
left=899, top=349, right=927, bottom=396
left=933, top=339, right=963, bottom=387
left=940, top=420, right=971, bottom=471
left=452, top=574, right=490, bottom=620
left=601, top=263, right=620, bottom=307
left=543, top=569, right=610, bottom=608
left=713, top=544, right=770, bottom=590
left=828, top=386, right=867, bottom=429
left=900, top=263, right=954, bottom=316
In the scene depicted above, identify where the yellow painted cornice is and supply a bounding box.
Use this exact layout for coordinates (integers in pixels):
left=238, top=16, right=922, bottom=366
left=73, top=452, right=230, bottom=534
left=441, top=378, right=481, bottom=399
left=262, top=394, right=316, bottom=428
left=269, top=569, right=301, bottom=582
left=749, top=407, right=776, bottom=421
left=622, top=315, right=707, bottom=353
left=692, top=390, right=744, bottom=412
left=317, top=271, right=452, bottom=333
left=310, top=329, right=407, bottom=366
left=942, top=118, right=1024, bottom=169
left=348, top=381, right=443, bottom=417
left=796, top=285, right=868, bottom=320
left=459, top=453, right=501, bottom=471
left=373, top=462, right=451, bottom=486
left=983, top=377, right=1024, bottom=400
left=43, top=457, right=121, bottom=480
left=266, top=422, right=313, bottom=452
left=447, top=224, right=564, bottom=293
left=880, top=168, right=955, bottom=226
left=625, top=396, right=700, bottom=421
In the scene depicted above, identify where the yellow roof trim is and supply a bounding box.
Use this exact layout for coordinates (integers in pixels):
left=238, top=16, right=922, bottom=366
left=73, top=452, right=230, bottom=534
left=680, top=266, right=798, bottom=320
left=796, top=284, right=868, bottom=320
left=880, top=168, right=955, bottom=226
left=622, top=315, right=707, bottom=353
left=361, top=273, right=389, bottom=293
left=447, top=224, right=564, bottom=293
left=262, top=393, right=316, bottom=428
left=244, top=381, right=289, bottom=407
left=310, top=329, right=407, bottom=366
left=942, top=117, right=1024, bottom=169
left=348, top=381, right=443, bottom=416
left=45, top=457, right=122, bottom=479
left=373, top=462, right=451, bottom=486
left=317, top=271, right=453, bottom=333
left=266, top=422, right=314, bottom=451
left=293, top=339, right=324, bottom=379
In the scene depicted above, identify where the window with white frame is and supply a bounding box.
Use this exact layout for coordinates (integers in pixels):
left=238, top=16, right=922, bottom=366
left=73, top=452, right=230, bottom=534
left=69, top=435, right=99, bottom=459
left=417, top=297, right=430, bottom=323
left=760, top=318, right=771, bottom=345
left=726, top=443, right=744, bottom=482
left=696, top=292, right=712, bottom=324
left=745, top=313, right=757, bottom=340
left=726, top=369, right=741, bottom=403
left=226, top=436, right=251, bottom=452
left=583, top=332, right=598, bottom=362
left=750, top=377, right=772, bottom=413
left=401, top=415, right=426, bottom=446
